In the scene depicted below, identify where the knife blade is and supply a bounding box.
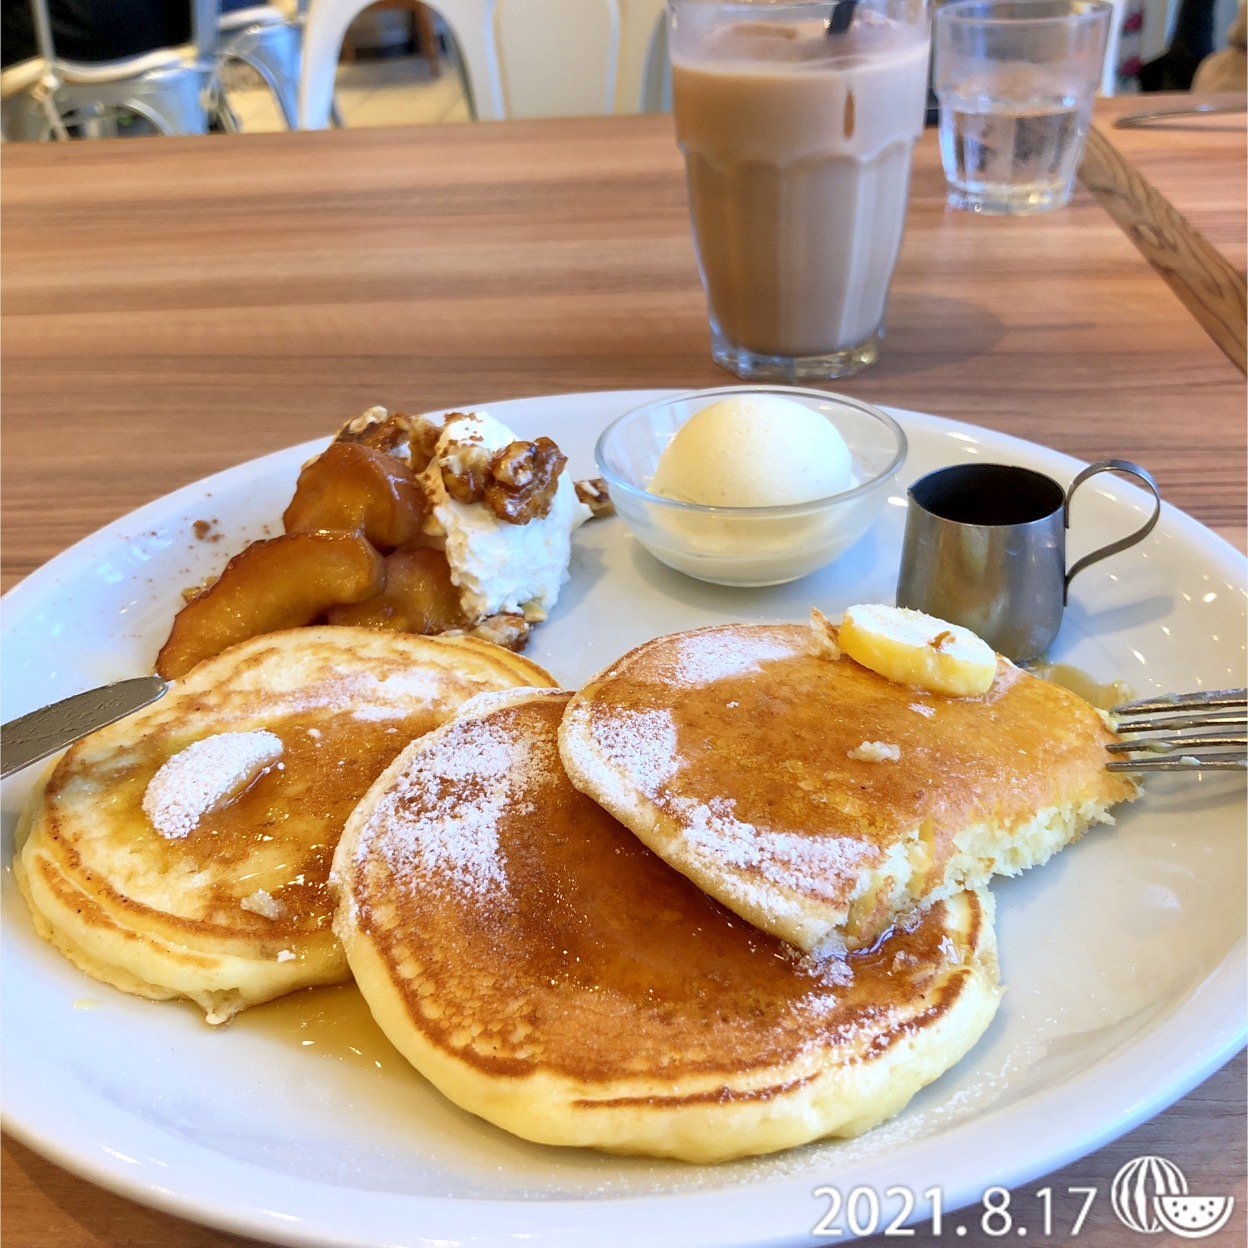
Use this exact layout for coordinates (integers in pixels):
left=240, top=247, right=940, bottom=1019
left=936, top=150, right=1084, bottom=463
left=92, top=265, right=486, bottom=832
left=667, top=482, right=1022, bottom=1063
left=1113, top=101, right=1247, bottom=129
left=1, top=676, right=169, bottom=779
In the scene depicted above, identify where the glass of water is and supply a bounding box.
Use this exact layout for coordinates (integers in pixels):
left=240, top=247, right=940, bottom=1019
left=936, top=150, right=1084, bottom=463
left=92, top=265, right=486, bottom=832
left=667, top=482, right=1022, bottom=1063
left=934, top=0, right=1112, bottom=214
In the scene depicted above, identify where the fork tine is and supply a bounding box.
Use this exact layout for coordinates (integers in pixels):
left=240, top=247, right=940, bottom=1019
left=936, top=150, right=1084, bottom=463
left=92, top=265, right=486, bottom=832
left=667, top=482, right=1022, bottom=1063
left=1108, top=755, right=1248, bottom=772
left=1114, top=709, right=1248, bottom=733
left=1107, top=733, right=1248, bottom=754
left=1112, top=687, right=1248, bottom=715
left=1106, top=688, right=1248, bottom=773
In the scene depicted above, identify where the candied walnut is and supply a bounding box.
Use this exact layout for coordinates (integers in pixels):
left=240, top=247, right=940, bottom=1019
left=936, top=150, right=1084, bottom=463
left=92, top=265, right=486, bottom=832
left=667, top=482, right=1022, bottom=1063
left=439, top=439, right=493, bottom=504
left=336, top=406, right=389, bottom=440
left=327, top=548, right=468, bottom=635
left=334, top=406, right=404, bottom=456
left=574, top=477, right=614, bottom=518
left=283, top=442, right=428, bottom=552
left=403, top=412, right=443, bottom=469
left=336, top=408, right=442, bottom=471
left=467, top=613, right=529, bottom=652
left=484, top=437, right=566, bottom=525
left=155, top=533, right=384, bottom=679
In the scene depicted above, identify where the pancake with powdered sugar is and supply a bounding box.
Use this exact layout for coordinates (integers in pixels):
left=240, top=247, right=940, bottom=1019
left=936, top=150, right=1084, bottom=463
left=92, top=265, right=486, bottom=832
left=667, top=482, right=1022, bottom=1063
left=558, top=620, right=1137, bottom=954
left=16, top=628, right=553, bottom=1024
left=330, top=688, right=1000, bottom=1162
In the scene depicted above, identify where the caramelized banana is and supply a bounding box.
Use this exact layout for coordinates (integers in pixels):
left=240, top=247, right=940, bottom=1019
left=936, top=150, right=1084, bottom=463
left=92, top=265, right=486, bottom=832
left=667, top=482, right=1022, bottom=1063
left=839, top=604, right=997, bottom=697
left=327, top=548, right=468, bottom=635
left=283, top=442, right=428, bottom=551
left=156, top=533, right=384, bottom=679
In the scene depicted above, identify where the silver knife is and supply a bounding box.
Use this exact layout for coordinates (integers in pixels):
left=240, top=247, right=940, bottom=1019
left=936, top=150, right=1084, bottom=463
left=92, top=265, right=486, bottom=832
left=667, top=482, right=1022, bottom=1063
left=1, top=677, right=169, bottom=779
left=1114, top=101, right=1247, bottom=129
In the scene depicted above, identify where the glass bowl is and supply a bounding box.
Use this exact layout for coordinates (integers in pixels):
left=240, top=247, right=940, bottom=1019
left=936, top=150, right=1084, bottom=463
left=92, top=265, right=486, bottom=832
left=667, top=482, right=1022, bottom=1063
left=595, top=386, right=907, bottom=587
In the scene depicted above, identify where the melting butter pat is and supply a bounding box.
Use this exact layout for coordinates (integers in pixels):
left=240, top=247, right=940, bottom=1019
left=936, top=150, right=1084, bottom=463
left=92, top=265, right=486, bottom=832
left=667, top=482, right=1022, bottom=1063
left=143, top=730, right=283, bottom=840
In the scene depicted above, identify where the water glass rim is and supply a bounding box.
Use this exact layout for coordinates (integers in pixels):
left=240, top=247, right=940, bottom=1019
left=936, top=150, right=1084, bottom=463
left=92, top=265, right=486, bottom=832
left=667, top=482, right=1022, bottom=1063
left=936, top=0, right=1113, bottom=27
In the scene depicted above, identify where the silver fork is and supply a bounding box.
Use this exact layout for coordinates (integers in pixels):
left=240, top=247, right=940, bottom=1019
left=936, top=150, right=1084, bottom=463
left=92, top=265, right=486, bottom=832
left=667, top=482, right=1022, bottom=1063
left=1106, top=689, right=1248, bottom=772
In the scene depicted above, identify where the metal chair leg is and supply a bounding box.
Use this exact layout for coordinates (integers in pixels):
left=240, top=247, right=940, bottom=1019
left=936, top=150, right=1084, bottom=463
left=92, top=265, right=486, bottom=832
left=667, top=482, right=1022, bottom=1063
left=229, top=51, right=299, bottom=129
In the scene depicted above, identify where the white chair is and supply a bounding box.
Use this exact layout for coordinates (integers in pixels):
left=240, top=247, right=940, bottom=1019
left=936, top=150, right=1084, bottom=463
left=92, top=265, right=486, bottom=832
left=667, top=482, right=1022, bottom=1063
left=300, top=0, right=669, bottom=128
left=2, top=0, right=218, bottom=140
left=1098, top=0, right=1130, bottom=95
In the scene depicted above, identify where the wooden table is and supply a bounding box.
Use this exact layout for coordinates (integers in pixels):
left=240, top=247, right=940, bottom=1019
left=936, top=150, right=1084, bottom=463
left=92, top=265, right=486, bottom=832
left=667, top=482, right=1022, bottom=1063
left=2, top=116, right=1244, bottom=1247
left=1083, top=93, right=1248, bottom=371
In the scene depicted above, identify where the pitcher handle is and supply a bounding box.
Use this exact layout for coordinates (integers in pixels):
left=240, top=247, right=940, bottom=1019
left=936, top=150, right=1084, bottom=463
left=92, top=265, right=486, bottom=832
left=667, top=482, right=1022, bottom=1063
left=1063, top=459, right=1161, bottom=603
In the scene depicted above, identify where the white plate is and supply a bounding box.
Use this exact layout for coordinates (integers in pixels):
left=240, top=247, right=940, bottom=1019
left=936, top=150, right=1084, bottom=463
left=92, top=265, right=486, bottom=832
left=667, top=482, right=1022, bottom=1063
left=2, top=390, right=1244, bottom=1248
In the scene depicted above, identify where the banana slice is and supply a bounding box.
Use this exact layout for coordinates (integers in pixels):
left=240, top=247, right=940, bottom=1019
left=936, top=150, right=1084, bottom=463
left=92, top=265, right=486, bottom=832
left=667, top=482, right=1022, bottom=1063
left=838, top=604, right=997, bottom=697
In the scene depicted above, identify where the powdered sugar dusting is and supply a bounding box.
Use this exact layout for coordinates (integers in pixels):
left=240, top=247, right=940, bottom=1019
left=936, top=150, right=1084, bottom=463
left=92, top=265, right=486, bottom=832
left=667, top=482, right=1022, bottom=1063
left=670, top=794, right=872, bottom=920
left=348, top=668, right=446, bottom=719
left=143, top=730, right=282, bottom=840
left=663, top=630, right=793, bottom=688
left=275, top=664, right=453, bottom=721
left=240, top=888, right=286, bottom=920
left=794, top=944, right=856, bottom=988
left=587, top=707, right=679, bottom=795
left=360, top=715, right=555, bottom=896
left=369, top=668, right=443, bottom=701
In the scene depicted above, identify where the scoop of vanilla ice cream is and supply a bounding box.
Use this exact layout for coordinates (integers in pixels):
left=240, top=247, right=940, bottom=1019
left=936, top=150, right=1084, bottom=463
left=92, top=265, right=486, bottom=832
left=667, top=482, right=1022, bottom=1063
left=649, top=394, right=853, bottom=507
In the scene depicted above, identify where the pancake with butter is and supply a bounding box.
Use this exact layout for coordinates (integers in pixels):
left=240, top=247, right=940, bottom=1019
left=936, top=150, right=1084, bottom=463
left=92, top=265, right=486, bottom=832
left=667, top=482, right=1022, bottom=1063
left=331, top=688, right=1000, bottom=1162
left=560, top=621, right=1137, bottom=953
left=16, top=628, right=554, bottom=1024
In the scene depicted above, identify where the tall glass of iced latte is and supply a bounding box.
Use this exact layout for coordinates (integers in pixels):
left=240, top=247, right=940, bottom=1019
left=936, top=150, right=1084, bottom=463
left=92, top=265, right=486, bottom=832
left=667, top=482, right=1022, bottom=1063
left=670, top=0, right=930, bottom=380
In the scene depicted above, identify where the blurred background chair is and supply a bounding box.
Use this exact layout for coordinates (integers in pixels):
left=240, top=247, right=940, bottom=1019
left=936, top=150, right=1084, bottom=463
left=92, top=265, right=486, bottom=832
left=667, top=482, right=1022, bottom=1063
left=214, top=2, right=306, bottom=129
left=214, top=0, right=343, bottom=131
left=338, top=0, right=444, bottom=76
left=1, top=0, right=219, bottom=139
left=300, top=0, right=668, bottom=127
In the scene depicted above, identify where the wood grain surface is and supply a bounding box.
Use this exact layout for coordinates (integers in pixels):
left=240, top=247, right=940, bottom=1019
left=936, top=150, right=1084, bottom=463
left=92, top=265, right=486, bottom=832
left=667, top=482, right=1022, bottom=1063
left=1082, top=94, right=1248, bottom=372
left=3, top=117, right=1245, bottom=592
left=2, top=115, right=1245, bottom=1247
left=1091, top=93, right=1247, bottom=276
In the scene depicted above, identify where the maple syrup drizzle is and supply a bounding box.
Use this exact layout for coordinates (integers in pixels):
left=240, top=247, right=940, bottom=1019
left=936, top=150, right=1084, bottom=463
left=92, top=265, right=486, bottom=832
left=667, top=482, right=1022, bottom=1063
left=232, top=982, right=398, bottom=1074
left=1029, top=662, right=1133, bottom=710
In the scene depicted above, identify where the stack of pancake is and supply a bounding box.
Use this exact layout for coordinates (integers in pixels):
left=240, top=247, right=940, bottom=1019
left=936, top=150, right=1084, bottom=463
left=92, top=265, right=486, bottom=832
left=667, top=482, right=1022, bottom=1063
left=17, top=612, right=1136, bottom=1161
left=332, top=617, right=1135, bottom=1161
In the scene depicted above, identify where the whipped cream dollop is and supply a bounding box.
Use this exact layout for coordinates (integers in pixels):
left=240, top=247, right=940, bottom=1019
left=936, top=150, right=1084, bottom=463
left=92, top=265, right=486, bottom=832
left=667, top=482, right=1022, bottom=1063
left=418, top=411, right=590, bottom=622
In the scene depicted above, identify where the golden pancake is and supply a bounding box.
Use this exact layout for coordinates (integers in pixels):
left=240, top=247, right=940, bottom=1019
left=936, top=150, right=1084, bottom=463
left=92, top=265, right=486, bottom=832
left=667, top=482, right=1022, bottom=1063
left=16, top=628, right=554, bottom=1023
left=331, top=688, right=1001, bottom=1162
left=559, top=622, right=1137, bottom=953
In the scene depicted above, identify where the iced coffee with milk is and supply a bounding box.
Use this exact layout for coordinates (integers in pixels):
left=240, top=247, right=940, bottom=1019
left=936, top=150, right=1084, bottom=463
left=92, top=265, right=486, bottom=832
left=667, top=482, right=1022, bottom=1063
left=670, top=0, right=930, bottom=380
